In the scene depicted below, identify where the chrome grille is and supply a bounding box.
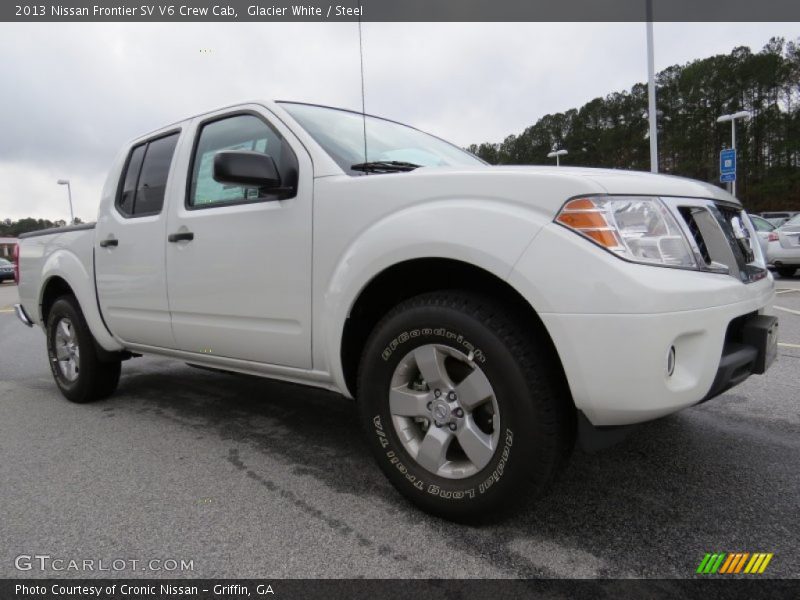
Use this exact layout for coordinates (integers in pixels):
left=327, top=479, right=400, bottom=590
left=678, top=207, right=711, bottom=265
left=662, top=198, right=768, bottom=283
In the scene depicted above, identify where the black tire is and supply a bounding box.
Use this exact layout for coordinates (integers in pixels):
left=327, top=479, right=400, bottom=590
left=777, top=267, right=797, bottom=278
left=357, top=292, right=574, bottom=521
left=46, top=295, right=121, bottom=403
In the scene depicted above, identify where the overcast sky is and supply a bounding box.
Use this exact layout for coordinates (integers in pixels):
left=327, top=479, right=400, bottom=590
left=0, top=21, right=797, bottom=222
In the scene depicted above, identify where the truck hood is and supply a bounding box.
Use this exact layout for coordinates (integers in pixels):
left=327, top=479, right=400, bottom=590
left=415, top=165, right=740, bottom=205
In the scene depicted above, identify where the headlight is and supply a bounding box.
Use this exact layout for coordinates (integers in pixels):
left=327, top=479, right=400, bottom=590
left=555, top=196, right=696, bottom=268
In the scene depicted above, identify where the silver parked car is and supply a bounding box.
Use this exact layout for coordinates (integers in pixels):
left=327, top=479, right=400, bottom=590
left=766, top=213, right=800, bottom=278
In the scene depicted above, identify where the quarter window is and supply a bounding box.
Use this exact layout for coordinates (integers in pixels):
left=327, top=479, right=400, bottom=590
left=188, top=114, right=298, bottom=208
left=116, top=132, right=179, bottom=217
left=117, top=145, right=145, bottom=216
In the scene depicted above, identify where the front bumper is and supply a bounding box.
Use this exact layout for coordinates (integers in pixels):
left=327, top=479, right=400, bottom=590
left=540, top=291, right=775, bottom=426
left=511, top=220, right=776, bottom=426
left=701, top=314, right=778, bottom=402
left=576, top=312, right=777, bottom=449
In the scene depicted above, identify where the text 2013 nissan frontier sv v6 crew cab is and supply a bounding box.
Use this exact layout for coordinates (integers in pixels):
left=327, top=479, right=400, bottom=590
left=13, top=101, right=778, bottom=520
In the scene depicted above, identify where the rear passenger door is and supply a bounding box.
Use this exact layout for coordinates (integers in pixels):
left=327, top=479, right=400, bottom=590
left=95, top=130, right=182, bottom=348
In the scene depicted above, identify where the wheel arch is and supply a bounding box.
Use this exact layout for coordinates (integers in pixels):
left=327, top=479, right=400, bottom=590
left=40, top=275, right=75, bottom=325
left=339, top=257, right=573, bottom=408
left=37, top=255, right=124, bottom=353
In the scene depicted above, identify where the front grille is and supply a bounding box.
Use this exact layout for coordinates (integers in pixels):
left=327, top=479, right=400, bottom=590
left=665, top=198, right=767, bottom=283
left=678, top=207, right=711, bottom=265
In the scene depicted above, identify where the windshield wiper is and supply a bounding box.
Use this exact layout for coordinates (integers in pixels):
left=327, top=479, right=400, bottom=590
left=350, top=160, right=421, bottom=173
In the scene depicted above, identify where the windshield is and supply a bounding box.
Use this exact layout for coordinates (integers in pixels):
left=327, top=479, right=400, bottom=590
left=279, top=102, right=484, bottom=174
left=750, top=215, right=775, bottom=232
left=781, top=213, right=800, bottom=228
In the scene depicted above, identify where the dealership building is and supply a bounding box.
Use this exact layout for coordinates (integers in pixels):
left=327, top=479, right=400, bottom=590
left=0, top=237, right=17, bottom=258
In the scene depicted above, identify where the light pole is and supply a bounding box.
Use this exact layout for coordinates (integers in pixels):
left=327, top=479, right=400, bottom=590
left=57, top=179, right=74, bottom=224
left=646, top=0, right=658, bottom=173
left=716, top=110, right=751, bottom=197
left=547, top=149, right=568, bottom=167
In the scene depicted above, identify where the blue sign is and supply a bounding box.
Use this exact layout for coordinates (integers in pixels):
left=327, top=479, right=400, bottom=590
left=720, top=148, right=736, bottom=182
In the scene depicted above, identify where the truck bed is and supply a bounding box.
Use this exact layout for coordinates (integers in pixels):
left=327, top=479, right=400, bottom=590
left=17, top=224, right=97, bottom=328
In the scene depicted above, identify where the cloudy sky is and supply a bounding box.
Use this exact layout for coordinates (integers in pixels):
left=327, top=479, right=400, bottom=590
left=0, top=21, right=797, bottom=222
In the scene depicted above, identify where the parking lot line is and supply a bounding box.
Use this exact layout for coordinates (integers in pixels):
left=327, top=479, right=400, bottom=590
left=775, top=305, right=800, bottom=316
left=779, top=342, right=800, bottom=349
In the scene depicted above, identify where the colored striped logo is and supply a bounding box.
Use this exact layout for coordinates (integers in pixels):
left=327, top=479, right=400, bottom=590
left=696, top=552, right=774, bottom=574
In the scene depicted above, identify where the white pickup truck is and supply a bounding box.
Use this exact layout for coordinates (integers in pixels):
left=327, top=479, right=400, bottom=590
left=14, top=101, right=778, bottom=520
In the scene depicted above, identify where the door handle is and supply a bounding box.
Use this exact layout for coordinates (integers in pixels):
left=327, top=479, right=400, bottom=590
left=99, top=238, right=118, bottom=248
left=168, top=231, right=195, bottom=243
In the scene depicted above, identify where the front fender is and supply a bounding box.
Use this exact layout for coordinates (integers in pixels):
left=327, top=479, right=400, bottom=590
left=320, top=199, right=548, bottom=395
left=39, top=249, right=123, bottom=352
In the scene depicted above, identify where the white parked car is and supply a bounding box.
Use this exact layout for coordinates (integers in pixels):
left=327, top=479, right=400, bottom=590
left=748, top=214, right=775, bottom=259
left=766, top=213, right=800, bottom=278
left=759, top=211, right=797, bottom=227
left=13, top=101, right=778, bottom=520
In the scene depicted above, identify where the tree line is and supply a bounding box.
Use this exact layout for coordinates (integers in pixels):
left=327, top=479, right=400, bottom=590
left=467, top=37, right=800, bottom=211
left=1, top=217, right=84, bottom=237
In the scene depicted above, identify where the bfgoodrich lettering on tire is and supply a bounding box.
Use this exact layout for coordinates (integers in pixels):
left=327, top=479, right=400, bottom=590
left=357, top=291, right=573, bottom=521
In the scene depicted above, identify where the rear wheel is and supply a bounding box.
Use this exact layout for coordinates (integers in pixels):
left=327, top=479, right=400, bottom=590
left=46, top=296, right=121, bottom=403
left=357, top=292, right=573, bottom=521
left=777, top=267, right=797, bottom=278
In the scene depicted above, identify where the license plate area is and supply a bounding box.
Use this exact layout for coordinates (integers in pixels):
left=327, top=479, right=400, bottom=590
left=742, top=315, right=778, bottom=374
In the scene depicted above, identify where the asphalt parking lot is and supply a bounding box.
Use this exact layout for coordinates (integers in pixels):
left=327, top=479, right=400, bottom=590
left=0, top=279, right=798, bottom=579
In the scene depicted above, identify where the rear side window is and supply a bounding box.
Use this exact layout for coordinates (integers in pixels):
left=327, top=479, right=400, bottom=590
left=118, top=145, right=145, bottom=216
left=116, top=132, right=180, bottom=217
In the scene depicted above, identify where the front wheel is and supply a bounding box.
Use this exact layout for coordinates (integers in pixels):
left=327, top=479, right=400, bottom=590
left=357, top=292, right=573, bottom=521
left=46, top=295, right=121, bottom=403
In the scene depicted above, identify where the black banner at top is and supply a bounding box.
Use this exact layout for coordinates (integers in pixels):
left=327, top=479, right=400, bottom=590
left=3, top=0, right=800, bottom=22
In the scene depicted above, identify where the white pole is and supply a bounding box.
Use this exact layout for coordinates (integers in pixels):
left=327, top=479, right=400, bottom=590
left=58, top=179, right=75, bottom=224
left=66, top=182, right=74, bottom=224
left=646, top=1, right=658, bottom=173
left=556, top=155, right=560, bottom=167
left=731, top=119, right=736, bottom=197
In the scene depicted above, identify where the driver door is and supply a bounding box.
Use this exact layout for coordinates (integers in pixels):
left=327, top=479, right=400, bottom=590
left=164, top=107, right=313, bottom=368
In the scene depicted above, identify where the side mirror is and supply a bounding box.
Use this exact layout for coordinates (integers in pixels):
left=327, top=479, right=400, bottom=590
left=213, top=150, right=281, bottom=189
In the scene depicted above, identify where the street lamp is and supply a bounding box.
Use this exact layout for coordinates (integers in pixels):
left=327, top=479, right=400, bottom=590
left=547, top=149, right=568, bottom=167
left=716, top=111, right=751, bottom=197
left=645, top=0, right=658, bottom=173
left=57, top=179, right=74, bottom=224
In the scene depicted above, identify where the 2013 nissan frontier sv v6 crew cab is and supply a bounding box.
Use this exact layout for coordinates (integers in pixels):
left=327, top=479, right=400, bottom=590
left=14, top=101, right=778, bottom=520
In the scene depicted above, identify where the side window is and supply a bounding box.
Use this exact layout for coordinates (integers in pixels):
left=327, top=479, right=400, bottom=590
left=117, top=144, right=145, bottom=216
left=134, top=134, right=180, bottom=215
left=189, top=114, right=298, bottom=208
left=116, top=132, right=180, bottom=218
